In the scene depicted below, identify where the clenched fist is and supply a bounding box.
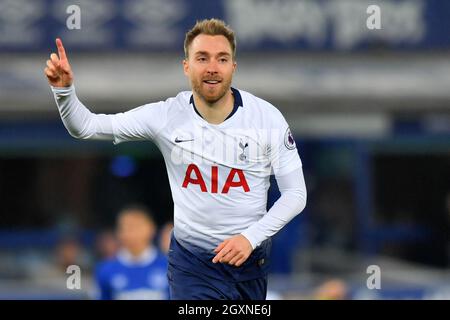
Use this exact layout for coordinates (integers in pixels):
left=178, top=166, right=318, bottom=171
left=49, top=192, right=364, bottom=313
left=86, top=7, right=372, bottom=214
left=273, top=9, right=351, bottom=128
left=44, top=38, right=73, bottom=87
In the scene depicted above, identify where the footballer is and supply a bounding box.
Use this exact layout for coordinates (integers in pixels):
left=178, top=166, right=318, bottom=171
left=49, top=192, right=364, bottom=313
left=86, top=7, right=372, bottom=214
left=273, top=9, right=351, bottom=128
left=44, top=19, right=307, bottom=300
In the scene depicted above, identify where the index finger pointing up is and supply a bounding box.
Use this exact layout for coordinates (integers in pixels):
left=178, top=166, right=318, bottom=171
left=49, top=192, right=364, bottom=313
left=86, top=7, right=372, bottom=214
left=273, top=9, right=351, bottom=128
left=56, top=38, right=68, bottom=61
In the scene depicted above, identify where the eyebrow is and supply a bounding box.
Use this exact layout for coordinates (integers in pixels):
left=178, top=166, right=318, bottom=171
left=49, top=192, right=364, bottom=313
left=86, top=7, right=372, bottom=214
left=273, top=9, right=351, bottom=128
left=194, top=51, right=231, bottom=57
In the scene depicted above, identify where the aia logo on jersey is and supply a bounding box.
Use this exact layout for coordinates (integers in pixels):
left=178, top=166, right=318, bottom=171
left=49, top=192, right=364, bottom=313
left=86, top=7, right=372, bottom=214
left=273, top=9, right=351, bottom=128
left=182, top=164, right=250, bottom=193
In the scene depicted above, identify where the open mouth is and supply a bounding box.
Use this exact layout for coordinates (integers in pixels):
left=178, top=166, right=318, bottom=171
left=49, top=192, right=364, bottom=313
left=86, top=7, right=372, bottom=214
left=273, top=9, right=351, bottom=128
left=203, top=80, right=222, bottom=85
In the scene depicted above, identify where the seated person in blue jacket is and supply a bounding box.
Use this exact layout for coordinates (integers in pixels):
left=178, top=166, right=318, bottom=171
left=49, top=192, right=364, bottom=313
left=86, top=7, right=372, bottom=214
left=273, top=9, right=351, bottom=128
left=95, top=204, right=169, bottom=300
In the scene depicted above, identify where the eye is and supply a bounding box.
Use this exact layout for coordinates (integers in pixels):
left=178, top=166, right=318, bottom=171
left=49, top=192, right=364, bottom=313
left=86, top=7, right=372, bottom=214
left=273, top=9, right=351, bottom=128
left=219, top=58, right=228, bottom=63
left=197, top=57, right=207, bottom=62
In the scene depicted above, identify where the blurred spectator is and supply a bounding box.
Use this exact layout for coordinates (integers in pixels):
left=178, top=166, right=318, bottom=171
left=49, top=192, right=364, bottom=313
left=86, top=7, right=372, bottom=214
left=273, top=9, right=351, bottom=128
left=95, top=229, right=119, bottom=260
left=23, top=234, right=93, bottom=298
left=312, top=279, right=348, bottom=300
left=94, top=204, right=169, bottom=300
left=56, top=236, right=89, bottom=273
left=158, top=221, right=173, bottom=255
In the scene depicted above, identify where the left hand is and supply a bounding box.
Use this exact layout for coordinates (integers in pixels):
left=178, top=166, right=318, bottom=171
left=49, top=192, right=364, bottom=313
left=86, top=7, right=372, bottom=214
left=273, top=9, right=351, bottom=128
left=212, top=234, right=253, bottom=267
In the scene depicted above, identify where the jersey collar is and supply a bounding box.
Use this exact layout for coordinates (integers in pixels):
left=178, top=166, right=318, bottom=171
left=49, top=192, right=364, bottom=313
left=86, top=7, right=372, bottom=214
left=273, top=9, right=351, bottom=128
left=189, top=87, right=243, bottom=122
left=117, top=246, right=157, bottom=266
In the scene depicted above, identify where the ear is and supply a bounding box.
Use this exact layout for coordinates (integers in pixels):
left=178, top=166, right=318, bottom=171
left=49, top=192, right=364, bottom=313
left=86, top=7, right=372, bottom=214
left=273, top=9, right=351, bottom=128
left=183, top=59, right=189, bottom=76
left=232, top=60, right=237, bottom=74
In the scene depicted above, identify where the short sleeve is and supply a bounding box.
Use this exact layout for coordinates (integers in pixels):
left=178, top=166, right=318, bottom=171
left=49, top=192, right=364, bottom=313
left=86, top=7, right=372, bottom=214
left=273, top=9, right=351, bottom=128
left=111, top=101, right=169, bottom=145
left=268, top=111, right=303, bottom=176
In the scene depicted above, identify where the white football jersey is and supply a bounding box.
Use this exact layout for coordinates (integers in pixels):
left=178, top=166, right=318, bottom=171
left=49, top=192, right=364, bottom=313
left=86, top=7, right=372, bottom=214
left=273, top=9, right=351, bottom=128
left=109, top=88, right=302, bottom=251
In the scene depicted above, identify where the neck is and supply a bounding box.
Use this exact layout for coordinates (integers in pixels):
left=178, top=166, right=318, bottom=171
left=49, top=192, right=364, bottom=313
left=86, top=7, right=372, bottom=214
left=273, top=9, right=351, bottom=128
left=128, top=245, right=150, bottom=258
left=117, top=246, right=157, bottom=266
left=193, top=89, right=234, bottom=125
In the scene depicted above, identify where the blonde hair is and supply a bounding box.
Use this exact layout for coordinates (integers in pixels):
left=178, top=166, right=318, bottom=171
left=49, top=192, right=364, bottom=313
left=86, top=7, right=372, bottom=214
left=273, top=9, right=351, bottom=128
left=184, top=18, right=236, bottom=59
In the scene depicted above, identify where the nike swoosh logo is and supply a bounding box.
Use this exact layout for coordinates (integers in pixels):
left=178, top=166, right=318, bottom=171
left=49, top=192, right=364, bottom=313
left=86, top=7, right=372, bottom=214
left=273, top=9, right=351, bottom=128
left=175, top=137, right=194, bottom=143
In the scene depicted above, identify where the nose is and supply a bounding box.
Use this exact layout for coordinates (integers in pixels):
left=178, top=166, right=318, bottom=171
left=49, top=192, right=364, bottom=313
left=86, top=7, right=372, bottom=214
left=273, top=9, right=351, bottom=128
left=205, top=60, right=219, bottom=74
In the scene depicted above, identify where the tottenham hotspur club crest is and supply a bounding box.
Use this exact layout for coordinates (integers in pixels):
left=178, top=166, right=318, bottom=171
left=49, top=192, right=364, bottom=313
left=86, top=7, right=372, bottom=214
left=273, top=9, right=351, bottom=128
left=284, top=128, right=296, bottom=150
left=239, top=140, right=249, bottom=161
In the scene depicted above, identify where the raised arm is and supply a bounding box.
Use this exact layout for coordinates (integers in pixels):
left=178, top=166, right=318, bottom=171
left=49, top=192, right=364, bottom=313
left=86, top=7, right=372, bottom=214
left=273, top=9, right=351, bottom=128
left=44, top=39, right=165, bottom=143
left=44, top=38, right=116, bottom=141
